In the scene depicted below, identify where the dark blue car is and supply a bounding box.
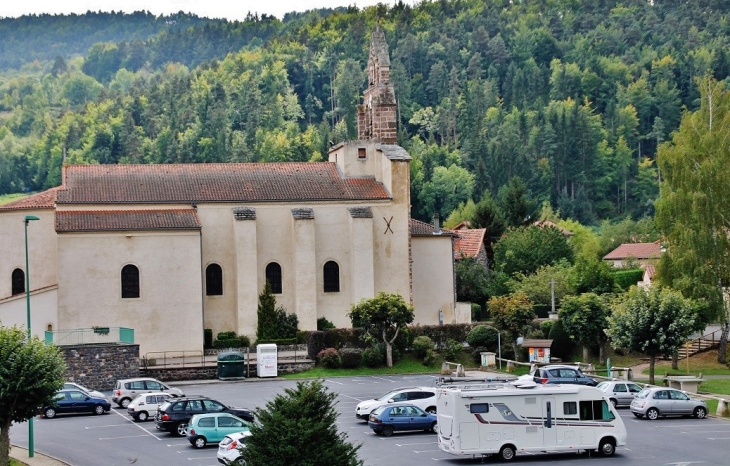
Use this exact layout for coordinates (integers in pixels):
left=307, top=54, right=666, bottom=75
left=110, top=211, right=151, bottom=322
left=41, top=389, right=111, bottom=418
left=368, top=403, right=437, bottom=437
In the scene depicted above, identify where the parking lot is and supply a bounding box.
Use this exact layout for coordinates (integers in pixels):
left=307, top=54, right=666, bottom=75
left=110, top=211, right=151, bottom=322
left=10, top=374, right=730, bottom=465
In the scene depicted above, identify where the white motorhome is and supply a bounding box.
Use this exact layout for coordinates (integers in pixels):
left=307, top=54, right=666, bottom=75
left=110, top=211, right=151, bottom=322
left=437, top=382, right=627, bottom=461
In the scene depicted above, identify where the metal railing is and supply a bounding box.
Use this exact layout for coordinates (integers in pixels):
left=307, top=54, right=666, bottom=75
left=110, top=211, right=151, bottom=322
left=143, top=350, right=204, bottom=369
left=45, top=327, right=134, bottom=346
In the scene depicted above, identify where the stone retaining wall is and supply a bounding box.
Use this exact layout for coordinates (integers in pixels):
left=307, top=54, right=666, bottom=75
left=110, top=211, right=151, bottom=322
left=203, top=344, right=308, bottom=356
left=60, top=344, right=140, bottom=391
left=141, top=360, right=315, bottom=381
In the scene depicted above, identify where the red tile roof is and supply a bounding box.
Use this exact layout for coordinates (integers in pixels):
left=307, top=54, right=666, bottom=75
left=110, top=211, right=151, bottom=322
left=0, top=188, right=59, bottom=211
left=55, top=163, right=391, bottom=204
left=603, top=241, right=662, bottom=260
left=55, top=209, right=201, bottom=232
left=453, top=228, right=486, bottom=259
left=410, top=218, right=437, bottom=235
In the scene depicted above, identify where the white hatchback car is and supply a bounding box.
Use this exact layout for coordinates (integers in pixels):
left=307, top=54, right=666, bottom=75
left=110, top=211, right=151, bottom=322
left=112, top=377, right=184, bottom=408
left=217, top=430, right=251, bottom=465
left=355, top=387, right=437, bottom=421
left=126, top=392, right=173, bottom=421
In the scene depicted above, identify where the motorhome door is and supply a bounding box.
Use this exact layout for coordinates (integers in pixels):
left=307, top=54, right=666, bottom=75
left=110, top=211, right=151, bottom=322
left=542, top=398, right=557, bottom=446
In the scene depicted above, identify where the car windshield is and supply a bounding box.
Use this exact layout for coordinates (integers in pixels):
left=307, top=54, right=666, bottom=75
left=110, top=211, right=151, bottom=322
left=371, top=406, right=387, bottom=415
left=596, top=382, right=609, bottom=389
left=159, top=401, right=172, bottom=411
left=636, top=389, right=651, bottom=399
left=375, top=389, right=402, bottom=402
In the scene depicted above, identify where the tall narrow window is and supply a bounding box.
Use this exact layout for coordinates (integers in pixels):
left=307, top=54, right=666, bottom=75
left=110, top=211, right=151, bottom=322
left=121, top=264, right=140, bottom=298
left=11, top=268, right=25, bottom=295
left=323, top=261, right=340, bottom=292
left=265, top=262, right=282, bottom=294
left=206, top=264, right=223, bottom=296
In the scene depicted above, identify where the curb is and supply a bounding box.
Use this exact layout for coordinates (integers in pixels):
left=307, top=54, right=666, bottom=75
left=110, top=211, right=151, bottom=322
left=10, top=445, right=70, bottom=466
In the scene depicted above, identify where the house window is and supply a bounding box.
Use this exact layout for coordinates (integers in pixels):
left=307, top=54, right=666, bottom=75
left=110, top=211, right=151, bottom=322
left=323, top=261, right=340, bottom=292
left=206, top=264, right=223, bottom=296
left=11, top=268, right=25, bottom=295
left=265, top=262, right=282, bottom=294
left=358, top=148, right=366, bottom=159
left=121, top=264, right=140, bottom=298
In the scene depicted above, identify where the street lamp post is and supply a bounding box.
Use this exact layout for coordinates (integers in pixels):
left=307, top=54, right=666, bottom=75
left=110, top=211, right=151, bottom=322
left=24, top=214, right=39, bottom=458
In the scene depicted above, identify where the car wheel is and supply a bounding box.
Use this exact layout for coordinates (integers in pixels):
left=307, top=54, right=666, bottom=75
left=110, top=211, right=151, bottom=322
left=137, top=411, right=148, bottom=422
left=232, top=459, right=245, bottom=466
left=499, top=444, right=516, bottom=461
left=381, top=425, right=394, bottom=437
left=609, top=398, right=618, bottom=409
left=193, top=436, right=207, bottom=449
left=94, top=405, right=105, bottom=415
left=694, top=407, right=707, bottom=419
left=429, top=421, right=438, bottom=432
left=646, top=408, right=659, bottom=420
left=599, top=438, right=616, bottom=456
left=176, top=421, right=188, bottom=437
left=426, top=406, right=437, bottom=415
left=44, top=408, right=56, bottom=419
left=120, top=398, right=131, bottom=409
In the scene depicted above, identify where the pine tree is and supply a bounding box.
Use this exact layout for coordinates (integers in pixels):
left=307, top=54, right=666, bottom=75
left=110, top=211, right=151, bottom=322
left=256, top=281, right=278, bottom=341
left=240, top=380, right=362, bottom=466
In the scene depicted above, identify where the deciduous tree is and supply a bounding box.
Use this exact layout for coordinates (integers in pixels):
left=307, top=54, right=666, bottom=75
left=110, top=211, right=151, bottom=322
left=488, top=292, right=536, bottom=361
left=558, top=293, right=610, bottom=364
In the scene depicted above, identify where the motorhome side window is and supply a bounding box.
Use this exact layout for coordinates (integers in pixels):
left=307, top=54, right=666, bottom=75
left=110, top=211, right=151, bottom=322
left=563, top=402, right=577, bottom=415
left=579, top=400, right=615, bottom=421
left=469, top=403, right=489, bottom=414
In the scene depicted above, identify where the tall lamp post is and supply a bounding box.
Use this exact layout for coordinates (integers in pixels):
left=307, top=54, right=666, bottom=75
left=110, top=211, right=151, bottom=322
left=24, top=214, right=39, bottom=458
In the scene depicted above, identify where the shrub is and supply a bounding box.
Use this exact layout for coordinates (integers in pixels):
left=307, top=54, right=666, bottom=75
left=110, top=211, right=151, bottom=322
left=412, top=336, right=434, bottom=358
left=317, top=348, right=340, bottom=368
left=239, top=335, right=251, bottom=347
left=214, top=338, right=242, bottom=349
left=540, top=320, right=555, bottom=338
left=213, top=332, right=249, bottom=349
left=423, top=349, right=436, bottom=366
left=217, top=331, right=236, bottom=340
left=441, top=339, right=463, bottom=361
left=204, top=329, right=213, bottom=349
left=339, top=348, right=363, bottom=369
left=548, top=319, right=574, bottom=360
left=317, top=317, right=336, bottom=330
left=362, top=346, right=384, bottom=368
left=613, top=269, right=644, bottom=290
left=307, top=331, right=326, bottom=360
left=465, top=325, right=499, bottom=349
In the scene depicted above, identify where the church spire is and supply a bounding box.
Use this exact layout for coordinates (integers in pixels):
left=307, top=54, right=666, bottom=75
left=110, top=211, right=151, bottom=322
left=357, top=23, right=397, bottom=144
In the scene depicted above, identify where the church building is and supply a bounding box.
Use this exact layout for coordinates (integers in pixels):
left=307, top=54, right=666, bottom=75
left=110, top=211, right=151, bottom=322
left=0, top=26, right=468, bottom=354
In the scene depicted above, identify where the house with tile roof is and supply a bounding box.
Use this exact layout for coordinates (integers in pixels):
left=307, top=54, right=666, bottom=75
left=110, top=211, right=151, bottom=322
left=603, top=241, right=662, bottom=268
left=0, top=26, right=462, bottom=355
left=450, top=222, right=488, bottom=267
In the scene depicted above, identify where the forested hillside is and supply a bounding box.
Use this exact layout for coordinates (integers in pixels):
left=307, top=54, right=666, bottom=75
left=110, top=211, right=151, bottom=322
left=1, top=0, right=728, bottom=226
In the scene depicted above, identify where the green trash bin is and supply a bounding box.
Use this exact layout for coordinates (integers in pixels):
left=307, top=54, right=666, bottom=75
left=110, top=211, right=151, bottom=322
left=217, top=351, right=245, bottom=380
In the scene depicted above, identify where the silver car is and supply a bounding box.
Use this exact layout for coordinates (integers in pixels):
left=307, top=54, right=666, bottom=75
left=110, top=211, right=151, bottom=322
left=596, top=381, right=643, bottom=408
left=630, top=387, right=708, bottom=420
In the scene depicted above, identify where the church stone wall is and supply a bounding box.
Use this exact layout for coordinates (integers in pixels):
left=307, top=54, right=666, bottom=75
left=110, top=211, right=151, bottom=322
left=411, top=235, right=459, bottom=325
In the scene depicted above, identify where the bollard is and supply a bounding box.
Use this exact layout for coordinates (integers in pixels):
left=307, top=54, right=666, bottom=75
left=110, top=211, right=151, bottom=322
left=456, top=364, right=465, bottom=377
left=506, top=361, right=515, bottom=373
left=717, top=399, right=729, bottom=417
left=441, top=362, right=451, bottom=375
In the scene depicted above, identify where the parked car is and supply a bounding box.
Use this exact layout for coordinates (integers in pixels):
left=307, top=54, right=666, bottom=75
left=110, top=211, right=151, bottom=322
left=355, top=387, right=437, bottom=420
left=62, top=382, right=106, bottom=399
left=155, top=396, right=254, bottom=436
left=186, top=412, right=251, bottom=449
left=217, top=430, right=252, bottom=465
left=112, top=377, right=184, bottom=408
left=596, top=381, right=643, bottom=407
left=368, top=403, right=437, bottom=436
left=127, top=392, right=173, bottom=421
left=530, top=364, right=598, bottom=386
left=40, top=389, right=111, bottom=418
left=630, top=386, right=708, bottom=420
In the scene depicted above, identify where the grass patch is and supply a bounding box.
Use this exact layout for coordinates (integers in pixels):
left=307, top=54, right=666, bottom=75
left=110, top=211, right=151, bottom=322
left=0, top=192, right=28, bottom=205
left=10, top=458, right=26, bottom=466
left=644, top=350, right=730, bottom=376
left=699, top=379, right=730, bottom=397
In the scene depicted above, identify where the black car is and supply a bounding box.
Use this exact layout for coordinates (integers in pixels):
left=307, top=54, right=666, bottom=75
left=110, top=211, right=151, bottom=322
left=154, top=396, right=254, bottom=436
left=530, top=364, right=598, bottom=386
left=40, top=389, right=111, bottom=418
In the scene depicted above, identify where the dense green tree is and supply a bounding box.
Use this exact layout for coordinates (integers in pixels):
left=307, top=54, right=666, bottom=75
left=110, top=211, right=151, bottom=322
left=348, top=292, right=414, bottom=368
left=493, top=225, right=574, bottom=277
left=655, top=76, right=730, bottom=363
left=240, top=380, right=362, bottom=466
left=606, top=286, right=702, bottom=384
left=455, top=256, right=490, bottom=311
left=558, top=293, right=610, bottom=364
left=508, top=261, right=577, bottom=317
left=1, top=325, right=66, bottom=465
left=497, top=176, right=538, bottom=228
left=488, top=291, right=536, bottom=362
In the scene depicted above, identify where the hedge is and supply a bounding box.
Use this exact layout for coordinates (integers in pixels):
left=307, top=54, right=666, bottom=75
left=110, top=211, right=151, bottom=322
left=613, top=268, right=644, bottom=290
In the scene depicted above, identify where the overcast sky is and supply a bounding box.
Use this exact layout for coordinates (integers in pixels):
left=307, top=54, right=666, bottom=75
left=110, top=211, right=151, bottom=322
left=0, top=1, right=414, bottom=21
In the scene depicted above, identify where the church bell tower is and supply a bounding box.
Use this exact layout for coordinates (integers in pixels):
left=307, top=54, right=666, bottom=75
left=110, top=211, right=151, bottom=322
left=357, top=23, right=397, bottom=144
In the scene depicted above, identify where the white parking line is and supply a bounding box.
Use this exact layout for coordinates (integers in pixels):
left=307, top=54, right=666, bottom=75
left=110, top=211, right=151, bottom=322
left=707, top=437, right=730, bottom=440
left=370, top=376, right=396, bottom=383
left=325, top=379, right=344, bottom=385
left=99, top=434, right=150, bottom=440
left=395, top=441, right=437, bottom=446
left=413, top=449, right=442, bottom=453
left=84, top=423, right=130, bottom=429
left=109, top=407, right=162, bottom=440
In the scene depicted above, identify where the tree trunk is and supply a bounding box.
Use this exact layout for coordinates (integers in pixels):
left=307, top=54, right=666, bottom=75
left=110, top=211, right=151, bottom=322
left=385, top=342, right=393, bottom=368
left=0, top=419, right=11, bottom=466
left=718, top=322, right=729, bottom=365
left=582, top=345, right=589, bottom=362
left=672, top=351, right=678, bottom=370
left=649, top=354, right=656, bottom=385
left=513, top=342, right=520, bottom=362
left=598, top=342, right=605, bottom=366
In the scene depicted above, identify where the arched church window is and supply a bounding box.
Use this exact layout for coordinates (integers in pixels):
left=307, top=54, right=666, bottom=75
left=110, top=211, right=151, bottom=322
left=121, top=264, right=140, bottom=298
left=206, top=263, right=223, bottom=296
left=266, top=262, right=282, bottom=294
left=323, top=261, right=340, bottom=293
left=12, top=268, right=25, bottom=295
